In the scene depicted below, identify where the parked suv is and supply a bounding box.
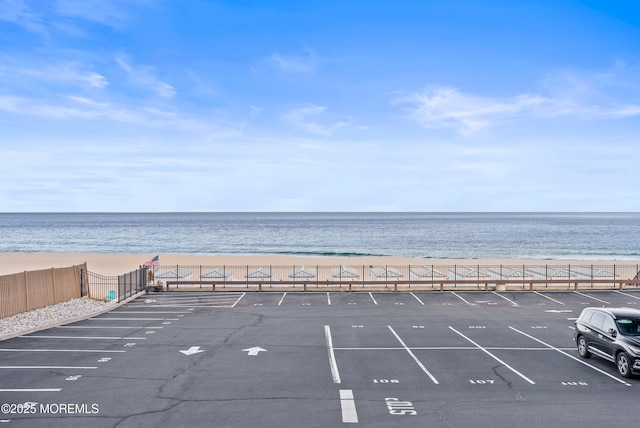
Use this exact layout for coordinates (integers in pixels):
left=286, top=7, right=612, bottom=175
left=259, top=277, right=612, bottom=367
left=574, top=307, right=640, bottom=378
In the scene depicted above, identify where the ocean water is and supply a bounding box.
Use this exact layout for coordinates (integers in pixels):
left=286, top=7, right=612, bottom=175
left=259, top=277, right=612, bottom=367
left=1, top=212, right=639, bottom=260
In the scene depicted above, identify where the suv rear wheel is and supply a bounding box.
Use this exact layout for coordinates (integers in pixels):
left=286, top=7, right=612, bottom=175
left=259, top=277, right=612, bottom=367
left=616, top=352, right=633, bottom=378
left=577, top=336, right=591, bottom=358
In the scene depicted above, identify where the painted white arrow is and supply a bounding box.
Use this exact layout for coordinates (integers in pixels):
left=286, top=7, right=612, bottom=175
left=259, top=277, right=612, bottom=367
left=242, top=346, right=267, bottom=356
left=180, top=346, right=205, bottom=356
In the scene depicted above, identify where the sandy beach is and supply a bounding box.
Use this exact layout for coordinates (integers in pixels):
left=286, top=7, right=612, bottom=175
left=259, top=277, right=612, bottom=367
left=1, top=252, right=637, bottom=277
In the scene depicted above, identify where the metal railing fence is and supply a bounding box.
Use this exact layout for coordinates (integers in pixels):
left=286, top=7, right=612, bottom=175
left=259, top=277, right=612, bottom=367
left=83, top=267, right=148, bottom=303
left=150, top=263, right=640, bottom=291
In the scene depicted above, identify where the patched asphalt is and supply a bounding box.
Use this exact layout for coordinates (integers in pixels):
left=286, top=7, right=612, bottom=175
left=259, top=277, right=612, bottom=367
left=2, top=289, right=640, bottom=427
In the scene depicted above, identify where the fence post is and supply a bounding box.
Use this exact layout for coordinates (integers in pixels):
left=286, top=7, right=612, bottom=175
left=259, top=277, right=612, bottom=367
left=74, top=265, right=81, bottom=297
left=51, top=268, right=57, bottom=304
left=83, top=262, right=89, bottom=296
left=23, top=271, right=29, bottom=312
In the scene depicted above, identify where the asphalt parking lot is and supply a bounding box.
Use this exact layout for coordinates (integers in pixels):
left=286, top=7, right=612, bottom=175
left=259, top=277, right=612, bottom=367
left=2, top=289, right=640, bottom=427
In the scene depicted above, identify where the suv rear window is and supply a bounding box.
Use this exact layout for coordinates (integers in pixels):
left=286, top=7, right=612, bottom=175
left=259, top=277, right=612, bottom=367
left=590, top=312, right=606, bottom=330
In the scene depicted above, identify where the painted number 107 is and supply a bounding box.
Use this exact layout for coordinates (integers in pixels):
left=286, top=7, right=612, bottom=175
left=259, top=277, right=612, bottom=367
left=469, top=379, right=495, bottom=384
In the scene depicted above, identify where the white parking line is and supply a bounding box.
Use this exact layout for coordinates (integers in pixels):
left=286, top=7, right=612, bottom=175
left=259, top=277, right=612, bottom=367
left=340, top=389, right=359, bottom=423
left=0, top=349, right=125, bottom=353
left=410, top=292, right=425, bottom=305
left=325, top=325, right=341, bottom=384
left=508, top=326, right=631, bottom=386
left=369, top=293, right=378, bottom=305
left=327, top=292, right=332, bottom=306
left=230, top=293, right=247, bottom=308
left=0, top=389, right=61, bottom=392
left=18, top=335, right=146, bottom=340
left=614, top=290, right=640, bottom=300
left=112, top=311, right=190, bottom=314
left=573, top=291, right=610, bottom=304
left=0, top=366, right=97, bottom=370
left=278, top=292, right=287, bottom=306
left=449, top=326, right=535, bottom=385
left=533, top=291, right=565, bottom=305
left=89, top=317, right=166, bottom=321
left=451, top=292, right=475, bottom=306
left=388, top=326, right=439, bottom=384
left=492, top=291, right=519, bottom=306
left=57, top=326, right=162, bottom=329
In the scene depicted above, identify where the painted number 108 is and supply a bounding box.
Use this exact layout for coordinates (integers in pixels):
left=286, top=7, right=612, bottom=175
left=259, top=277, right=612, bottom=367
left=373, top=379, right=399, bottom=384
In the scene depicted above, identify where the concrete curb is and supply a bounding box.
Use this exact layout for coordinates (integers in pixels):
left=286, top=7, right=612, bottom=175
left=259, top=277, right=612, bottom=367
left=0, top=290, right=147, bottom=342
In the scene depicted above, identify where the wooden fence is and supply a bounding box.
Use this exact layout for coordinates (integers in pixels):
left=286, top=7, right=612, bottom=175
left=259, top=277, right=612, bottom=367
left=0, top=264, right=86, bottom=320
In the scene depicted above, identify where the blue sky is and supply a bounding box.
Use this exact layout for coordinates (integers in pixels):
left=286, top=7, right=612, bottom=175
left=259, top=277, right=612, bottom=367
left=1, top=0, right=639, bottom=212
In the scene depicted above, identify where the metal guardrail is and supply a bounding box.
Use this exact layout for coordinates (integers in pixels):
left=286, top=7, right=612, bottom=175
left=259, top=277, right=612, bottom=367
left=164, top=278, right=640, bottom=292
left=152, top=263, right=640, bottom=292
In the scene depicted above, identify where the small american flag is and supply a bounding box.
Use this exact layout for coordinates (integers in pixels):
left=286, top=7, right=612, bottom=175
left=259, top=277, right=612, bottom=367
left=143, top=255, right=159, bottom=267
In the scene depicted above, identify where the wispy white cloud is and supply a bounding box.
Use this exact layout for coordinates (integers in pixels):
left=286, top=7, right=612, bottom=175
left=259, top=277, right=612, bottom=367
left=0, top=93, right=241, bottom=136
left=0, top=0, right=48, bottom=35
left=283, top=104, right=353, bottom=136
left=115, top=55, right=176, bottom=98
left=394, top=87, right=547, bottom=135
left=396, top=65, right=640, bottom=135
left=54, top=0, right=127, bottom=27
left=265, top=50, right=317, bottom=74
left=0, top=62, right=108, bottom=88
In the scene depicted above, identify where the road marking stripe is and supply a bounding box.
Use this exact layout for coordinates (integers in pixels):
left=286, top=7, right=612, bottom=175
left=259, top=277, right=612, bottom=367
left=113, top=311, right=190, bottom=314
left=340, top=389, right=358, bottom=423
left=231, top=292, right=247, bottom=308
left=508, top=326, right=631, bottom=386
left=89, top=318, right=165, bottom=321
left=324, top=325, right=341, bottom=384
left=57, top=326, right=160, bottom=329
left=0, top=349, right=125, bottom=353
left=327, top=292, right=332, bottom=305
left=0, top=389, right=61, bottom=392
left=573, top=291, right=609, bottom=304
left=533, top=291, right=565, bottom=305
left=410, top=292, right=425, bottom=305
left=492, top=291, right=519, bottom=306
left=368, top=292, right=378, bottom=305
left=614, top=290, right=640, bottom=300
left=18, top=336, right=146, bottom=340
left=449, top=326, right=535, bottom=384
left=278, top=292, right=287, bottom=306
left=0, top=366, right=97, bottom=369
left=451, top=292, right=474, bottom=306
left=388, top=326, right=439, bottom=384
